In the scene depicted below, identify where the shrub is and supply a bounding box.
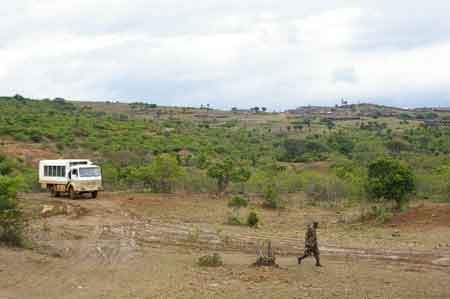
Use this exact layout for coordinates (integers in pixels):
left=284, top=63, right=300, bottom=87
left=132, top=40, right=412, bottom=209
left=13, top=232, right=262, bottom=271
left=262, top=183, right=282, bottom=209
left=228, top=195, right=248, bottom=209
left=177, top=168, right=216, bottom=193
left=197, top=253, right=223, bottom=267
left=300, top=171, right=347, bottom=206
left=132, top=154, right=184, bottom=192
left=227, top=215, right=242, bottom=225
left=0, top=176, right=26, bottom=246
left=247, top=210, right=259, bottom=227
left=279, top=138, right=329, bottom=162
left=327, top=134, right=354, bottom=156
left=368, top=205, right=394, bottom=224
left=277, top=169, right=303, bottom=193
left=208, top=159, right=251, bottom=193
left=207, top=159, right=233, bottom=193
left=366, top=158, right=416, bottom=210
left=415, top=167, right=450, bottom=201
left=385, top=138, right=411, bottom=155
left=227, top=195, right=249, bottom=225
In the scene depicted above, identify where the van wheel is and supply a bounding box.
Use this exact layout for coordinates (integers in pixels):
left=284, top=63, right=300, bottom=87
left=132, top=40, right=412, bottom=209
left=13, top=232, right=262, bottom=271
left=50, top=188, right=60, bottom=198
left=91, top=191, right=98, bottom=199
left=69, top=187, right=76, bottom=199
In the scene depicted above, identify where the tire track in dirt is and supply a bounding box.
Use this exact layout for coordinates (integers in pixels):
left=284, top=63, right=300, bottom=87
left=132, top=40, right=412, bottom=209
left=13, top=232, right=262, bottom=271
left=48, top=219, right=449, bottom=270
left=27, top=195, right=450, bottom=271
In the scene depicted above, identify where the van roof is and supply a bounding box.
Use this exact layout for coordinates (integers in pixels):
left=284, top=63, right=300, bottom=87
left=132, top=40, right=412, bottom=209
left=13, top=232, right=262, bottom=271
left=39, top=159, right=91, bottom=165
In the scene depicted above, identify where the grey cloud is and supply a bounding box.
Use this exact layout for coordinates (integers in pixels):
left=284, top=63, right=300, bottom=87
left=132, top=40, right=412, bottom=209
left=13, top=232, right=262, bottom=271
left=1, top=0, right=450, bottom=109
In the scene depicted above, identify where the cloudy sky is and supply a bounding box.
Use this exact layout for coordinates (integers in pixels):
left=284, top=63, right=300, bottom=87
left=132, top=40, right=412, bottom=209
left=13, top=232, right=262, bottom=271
left=1, top=1, right=450, bottom=110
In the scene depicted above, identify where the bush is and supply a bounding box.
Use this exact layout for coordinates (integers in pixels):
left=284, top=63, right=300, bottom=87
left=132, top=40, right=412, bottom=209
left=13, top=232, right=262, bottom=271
left=247, top=210, right=259, bottom=227
left=197, top=253, right=223, bottom=267
left=366, top=158, right=416, bottom=210
left=262, top=183, right=282, bottom=209
left=279, top=138, right=329, bottom=162
left=227, top=215, right=242, bottom=225
left=327, top=134, right=354, bottom=156
left=207, top=159, right=233, bottom=193
left=227, top=195, right=249, bottom=225
left=368, top=205, right=393, bottom=224
left=207, top=159, right=251, bottom=193
left=0, top=176, right=26, bottom=246
left=415, top=167, right=450, bottom=202
left=277, top=169, right=303, bottom=193
left=228, top=195, right=248, bottom=209
left=385, top=138, right=411, bottom=155
left=132, top=154, right=184, bottom=192
left=300, top=171, right=347, bottom=206
left=177, top=168, right=216, bottom=193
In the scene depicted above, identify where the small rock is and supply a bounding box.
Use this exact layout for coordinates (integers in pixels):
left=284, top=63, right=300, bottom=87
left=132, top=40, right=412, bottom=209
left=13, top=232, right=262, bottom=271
left=392, top=230, right=400, bottom=237
left=41, top=205, right=54, bottom=217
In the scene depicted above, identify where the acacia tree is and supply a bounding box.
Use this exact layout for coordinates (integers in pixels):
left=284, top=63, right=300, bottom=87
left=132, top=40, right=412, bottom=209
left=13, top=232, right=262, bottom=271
left=207, top=159, right=251, bottom=193
left=207, top=159, right=233, bottom=193
left=366, top=158, right=415, bottom=210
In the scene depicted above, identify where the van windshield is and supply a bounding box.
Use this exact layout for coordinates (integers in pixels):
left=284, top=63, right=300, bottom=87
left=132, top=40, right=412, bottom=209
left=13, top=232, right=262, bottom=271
left=79, top=167, right=101, bottom=177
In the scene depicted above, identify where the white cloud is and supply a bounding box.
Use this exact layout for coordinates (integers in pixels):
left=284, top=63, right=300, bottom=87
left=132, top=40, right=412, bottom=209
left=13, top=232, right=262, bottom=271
left=1, top=0, right=450, bottom=108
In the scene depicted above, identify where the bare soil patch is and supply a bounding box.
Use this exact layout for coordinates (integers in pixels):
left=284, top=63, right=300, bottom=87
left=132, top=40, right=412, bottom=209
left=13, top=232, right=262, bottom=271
left=386, top=202, right=450, bottom=229
left=0, top=139, right=59, bottom=166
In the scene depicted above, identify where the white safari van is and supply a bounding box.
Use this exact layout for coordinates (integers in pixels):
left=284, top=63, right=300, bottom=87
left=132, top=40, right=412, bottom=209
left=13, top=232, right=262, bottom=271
left=39, top=159, right=103, bottom=198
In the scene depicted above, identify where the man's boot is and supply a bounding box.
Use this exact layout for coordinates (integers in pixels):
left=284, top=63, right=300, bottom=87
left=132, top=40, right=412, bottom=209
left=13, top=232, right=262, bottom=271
left=297, top=256, right=302, bottom=265
left=315, top=255, right=322, bottom=267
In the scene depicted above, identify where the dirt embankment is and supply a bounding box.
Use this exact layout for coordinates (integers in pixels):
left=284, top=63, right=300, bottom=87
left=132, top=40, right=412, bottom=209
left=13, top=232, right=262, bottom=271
left=386, top=203, right=450, bottom=229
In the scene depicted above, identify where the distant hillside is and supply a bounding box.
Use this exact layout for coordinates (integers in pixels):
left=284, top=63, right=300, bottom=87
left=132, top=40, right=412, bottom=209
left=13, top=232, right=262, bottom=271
left=1, top=95, right=449, bottom=201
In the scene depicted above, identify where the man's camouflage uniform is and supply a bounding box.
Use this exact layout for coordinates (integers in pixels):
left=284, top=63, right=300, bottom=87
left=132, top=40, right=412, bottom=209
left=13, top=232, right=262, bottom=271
left=298, top=222, right=322, bottom=266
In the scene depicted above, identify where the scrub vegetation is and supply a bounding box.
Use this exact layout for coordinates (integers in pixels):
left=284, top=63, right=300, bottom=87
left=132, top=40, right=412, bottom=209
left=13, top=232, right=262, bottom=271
left=1, top=95, right=450, bottom=217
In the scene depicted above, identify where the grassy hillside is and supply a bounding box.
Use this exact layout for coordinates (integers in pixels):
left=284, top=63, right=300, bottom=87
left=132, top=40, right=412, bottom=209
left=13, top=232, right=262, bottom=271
left=0, top=96, right=449, bottom=203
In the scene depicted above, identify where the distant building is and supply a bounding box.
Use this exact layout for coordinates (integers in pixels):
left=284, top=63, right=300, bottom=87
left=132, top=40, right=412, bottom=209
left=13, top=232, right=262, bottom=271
left=422, top=119, right=450, bottom=127
left=431, top=107, right=450, bottom=113
left=324, top=115, right=361, bottom=121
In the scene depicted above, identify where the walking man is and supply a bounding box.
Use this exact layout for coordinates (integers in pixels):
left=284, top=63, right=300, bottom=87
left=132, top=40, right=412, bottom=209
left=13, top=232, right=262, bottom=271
left=298, top=221, right=322, bottom=267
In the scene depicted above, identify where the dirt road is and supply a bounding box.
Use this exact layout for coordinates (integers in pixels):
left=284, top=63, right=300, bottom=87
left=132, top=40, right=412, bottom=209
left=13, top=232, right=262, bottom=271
left=1, top=192, right=449, bottom=298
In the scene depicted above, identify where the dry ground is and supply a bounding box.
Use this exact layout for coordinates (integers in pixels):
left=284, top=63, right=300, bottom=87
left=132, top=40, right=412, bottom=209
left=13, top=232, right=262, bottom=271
left=1, top=192, right=449, bottom=299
